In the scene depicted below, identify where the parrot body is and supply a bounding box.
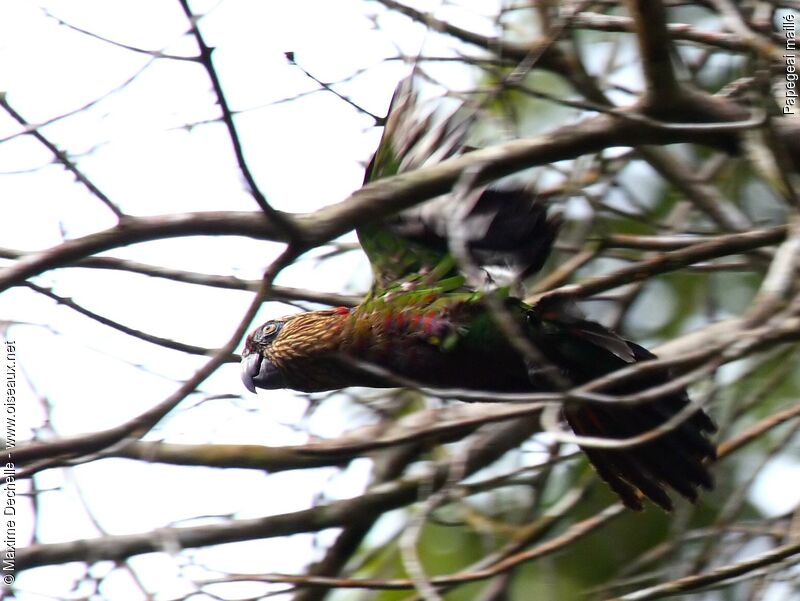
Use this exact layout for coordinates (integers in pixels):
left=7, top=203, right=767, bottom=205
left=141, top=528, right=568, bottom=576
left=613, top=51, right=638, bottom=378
left=243, top=291, right=532, bottom=393
left=241, top=76, right=716, bottom=511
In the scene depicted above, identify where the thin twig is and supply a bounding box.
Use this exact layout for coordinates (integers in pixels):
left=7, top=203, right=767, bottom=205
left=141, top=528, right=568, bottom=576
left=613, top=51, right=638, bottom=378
left=0, top=95, right=124, bottom=218
left=612, top=539, right=800, bottom=600
left=177, top=0, right=298, bottom=235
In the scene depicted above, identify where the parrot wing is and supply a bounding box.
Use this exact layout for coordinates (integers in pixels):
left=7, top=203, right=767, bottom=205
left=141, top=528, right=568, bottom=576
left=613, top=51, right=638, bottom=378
left=357, top=76, right=560, bottom=295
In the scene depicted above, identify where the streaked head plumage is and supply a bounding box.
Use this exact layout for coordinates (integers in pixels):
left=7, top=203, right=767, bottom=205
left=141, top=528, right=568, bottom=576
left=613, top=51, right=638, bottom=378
left=241, top=309, right=351, bottom=393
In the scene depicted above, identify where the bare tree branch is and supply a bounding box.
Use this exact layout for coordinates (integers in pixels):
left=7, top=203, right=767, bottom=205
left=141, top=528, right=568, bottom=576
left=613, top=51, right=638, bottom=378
left=0, top=103, right=771, bottom=295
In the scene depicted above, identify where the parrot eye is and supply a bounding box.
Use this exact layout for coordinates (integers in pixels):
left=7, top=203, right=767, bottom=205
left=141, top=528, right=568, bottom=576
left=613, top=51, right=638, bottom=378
left=254, top=321, right=283, bottom=345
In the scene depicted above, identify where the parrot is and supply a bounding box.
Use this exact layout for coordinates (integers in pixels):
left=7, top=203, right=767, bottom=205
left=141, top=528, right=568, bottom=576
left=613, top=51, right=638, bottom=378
left=240, top=76, right=716, bottom=512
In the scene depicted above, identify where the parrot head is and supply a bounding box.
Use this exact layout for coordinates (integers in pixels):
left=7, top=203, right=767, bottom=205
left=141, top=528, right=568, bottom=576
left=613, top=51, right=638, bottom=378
left=241, top=308, right=354, bottom=394
left=240, top=319, right=288, bottom=392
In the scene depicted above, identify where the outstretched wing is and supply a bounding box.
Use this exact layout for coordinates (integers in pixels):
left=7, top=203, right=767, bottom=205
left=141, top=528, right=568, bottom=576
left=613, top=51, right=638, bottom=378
left=358, top=76, right=472, bottom=291
left=357, top=76, right=560, bottom=294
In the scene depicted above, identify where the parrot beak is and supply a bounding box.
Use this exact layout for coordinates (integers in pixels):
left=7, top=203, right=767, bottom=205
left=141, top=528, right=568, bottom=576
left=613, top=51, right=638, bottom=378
left=240, top=352, right=286, bottom=392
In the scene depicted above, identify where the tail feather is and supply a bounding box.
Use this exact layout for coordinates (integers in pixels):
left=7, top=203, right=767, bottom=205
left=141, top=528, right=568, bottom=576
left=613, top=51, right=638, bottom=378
left=530, top=307, right=717, bottom=511
left=644, top=397, right=717, bottom=462
left=565, top=398, right=715, bottom=511
left=569, top=408, right=674, bottom=511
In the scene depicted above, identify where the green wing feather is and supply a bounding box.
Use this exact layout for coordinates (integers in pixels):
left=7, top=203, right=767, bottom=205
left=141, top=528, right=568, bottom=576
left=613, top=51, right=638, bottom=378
left=357, top=77, right=560, bottom=299
left=357, top=77, right=474, bottom=293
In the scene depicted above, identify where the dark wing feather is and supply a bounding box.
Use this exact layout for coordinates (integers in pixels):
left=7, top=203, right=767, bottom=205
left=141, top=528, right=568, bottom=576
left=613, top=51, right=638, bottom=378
left=362, top=76, right=471, bottom=185
left=388, top=188, right=561, bottom=281
left=358, top=76, right=473, bottom=291
left=358, top=76, right=560, bottom=293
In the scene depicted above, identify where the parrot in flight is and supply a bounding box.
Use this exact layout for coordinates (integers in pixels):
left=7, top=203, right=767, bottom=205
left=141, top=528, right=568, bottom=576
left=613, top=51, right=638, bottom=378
left=241, top=76, right=716, bottom=512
